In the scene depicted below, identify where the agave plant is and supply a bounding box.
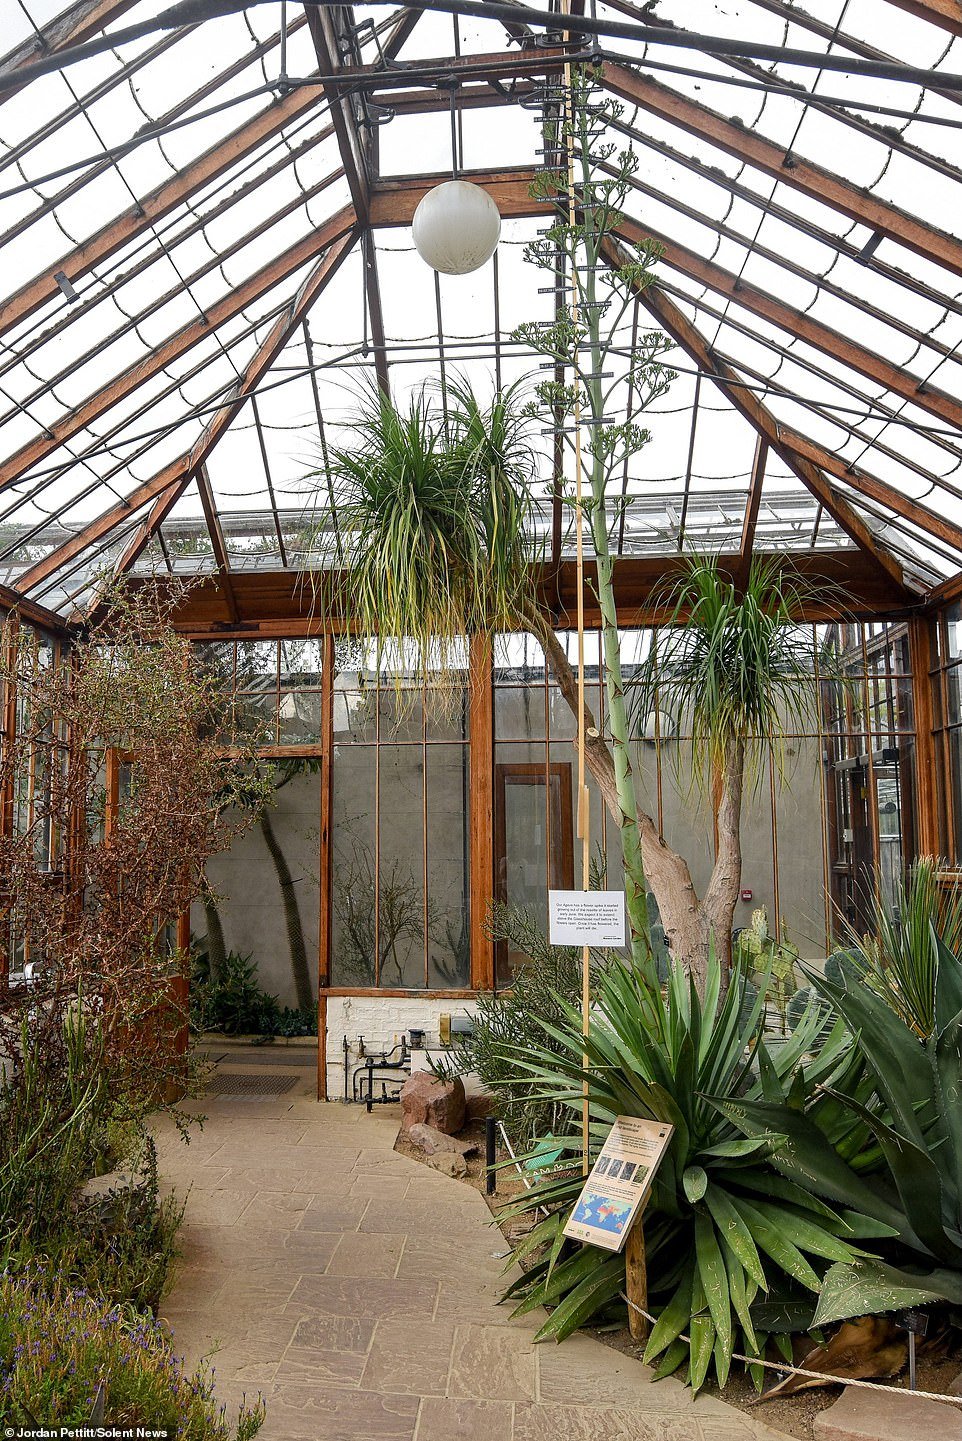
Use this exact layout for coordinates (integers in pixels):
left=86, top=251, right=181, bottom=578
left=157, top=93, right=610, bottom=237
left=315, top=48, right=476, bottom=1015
left=844, top=858, right=962, bottom=1038
left=497, top=952, right=886, bottom=1392
left=711, top=949, right=962, bottom=1327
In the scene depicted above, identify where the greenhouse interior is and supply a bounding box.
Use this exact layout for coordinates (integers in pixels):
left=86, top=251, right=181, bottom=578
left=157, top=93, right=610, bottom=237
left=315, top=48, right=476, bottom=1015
left=4, top=0, right=962, bottom=1436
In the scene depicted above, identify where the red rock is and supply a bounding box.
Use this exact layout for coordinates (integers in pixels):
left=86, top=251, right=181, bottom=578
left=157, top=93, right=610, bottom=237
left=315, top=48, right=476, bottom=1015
left=408, top=1122, right=477, bottom=1157
left=814, top=1386, right=962, bottom=1441
left=465, top=1093, right=494, bottom=1122
left=399, top=1071, right=465, bottom=1135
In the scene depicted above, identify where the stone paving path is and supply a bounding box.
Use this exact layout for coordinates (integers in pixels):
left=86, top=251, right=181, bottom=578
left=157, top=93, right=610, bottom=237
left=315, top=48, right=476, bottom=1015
left=156, top=1074, right=787, bottom=1441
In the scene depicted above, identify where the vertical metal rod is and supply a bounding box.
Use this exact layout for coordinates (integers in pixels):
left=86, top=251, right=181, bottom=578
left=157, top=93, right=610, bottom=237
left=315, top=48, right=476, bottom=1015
left=279, top=0, right=288, bottom=86
left=908, top=1330, right=917, bottom=1391
left=559, top=13, right=591, bottom=1180
left=492, top=248, right=503, bottom=394
left=485, top=1114, right=497, bottom=1195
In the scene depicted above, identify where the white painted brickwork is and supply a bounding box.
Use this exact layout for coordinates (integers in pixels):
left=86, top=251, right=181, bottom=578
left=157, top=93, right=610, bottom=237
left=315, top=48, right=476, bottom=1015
left=324, top=995, right=478, bottom=1102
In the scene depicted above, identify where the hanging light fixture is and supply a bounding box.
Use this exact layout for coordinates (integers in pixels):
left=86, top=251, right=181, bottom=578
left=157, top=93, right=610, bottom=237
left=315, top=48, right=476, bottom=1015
left=411, top=84, right=501, bottom=275
left=412, top=180, right=501, bottom=274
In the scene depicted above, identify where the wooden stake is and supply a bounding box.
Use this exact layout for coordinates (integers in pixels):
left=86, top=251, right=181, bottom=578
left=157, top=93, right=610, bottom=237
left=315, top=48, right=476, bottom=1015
left=625, top=1214, right=649, bottom=1342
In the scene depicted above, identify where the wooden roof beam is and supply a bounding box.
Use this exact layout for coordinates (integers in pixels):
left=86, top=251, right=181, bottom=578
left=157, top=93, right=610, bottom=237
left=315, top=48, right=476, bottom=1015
left=0, top=0, right=136, bottom=105
left=601, top=61, right=962, bottom=279
left=14, top=229, right=358, bottom=596
left=0, top=77, right=327, bottom=340
left=737, top=436, right=768, bottom=586
left=882, top=0, right=962, bottom=35
left=195, top=464, right=240, bottom=626
left=599, top=236, right=912, bottom=595
left=0, top=206, right=356, bottom=488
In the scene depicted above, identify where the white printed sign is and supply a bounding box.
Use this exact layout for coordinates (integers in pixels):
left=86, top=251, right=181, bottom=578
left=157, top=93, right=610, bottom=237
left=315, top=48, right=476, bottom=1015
left=548, top=890, right=626, bottom=947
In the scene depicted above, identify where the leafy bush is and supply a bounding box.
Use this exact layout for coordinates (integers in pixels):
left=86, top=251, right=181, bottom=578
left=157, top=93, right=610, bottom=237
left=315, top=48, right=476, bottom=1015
left=190, top=948, right=315, bottom=1038
left=0, top=1008, right=184, bottom=1312
left=0, top=1264, right=263, bottom=1437
left=499, top=953, right=885, bottom=1392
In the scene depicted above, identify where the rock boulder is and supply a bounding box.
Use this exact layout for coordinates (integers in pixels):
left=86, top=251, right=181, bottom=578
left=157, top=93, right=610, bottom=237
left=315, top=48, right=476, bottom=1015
left=408, top=1122, right=477, bottom=1157
left=399, top=1071, right=465, bottom=1135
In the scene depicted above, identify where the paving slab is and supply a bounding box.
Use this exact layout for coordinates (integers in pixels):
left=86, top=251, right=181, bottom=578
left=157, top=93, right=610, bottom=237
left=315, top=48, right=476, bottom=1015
left=158, top=1093, right=791, bottom=1441
left=814, top=1385, right=962, bottom=1441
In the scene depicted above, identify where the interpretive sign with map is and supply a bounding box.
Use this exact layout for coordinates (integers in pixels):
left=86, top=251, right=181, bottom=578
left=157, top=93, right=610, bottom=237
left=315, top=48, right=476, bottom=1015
left=563, top=1115, right=674, bottom=1252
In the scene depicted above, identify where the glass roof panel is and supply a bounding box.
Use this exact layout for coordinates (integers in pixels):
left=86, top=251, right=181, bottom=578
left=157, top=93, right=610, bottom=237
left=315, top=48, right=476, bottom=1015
left=0, top=0, right=960, bottom=611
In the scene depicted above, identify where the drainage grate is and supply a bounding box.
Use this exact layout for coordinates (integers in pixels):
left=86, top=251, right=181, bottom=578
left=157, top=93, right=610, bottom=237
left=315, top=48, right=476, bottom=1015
left=205, top=1071, right=298, bottom=1097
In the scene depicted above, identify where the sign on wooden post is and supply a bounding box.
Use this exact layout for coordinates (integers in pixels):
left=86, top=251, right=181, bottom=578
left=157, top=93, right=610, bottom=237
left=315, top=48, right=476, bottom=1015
left=548, top=890, right=627, bottom=948
left=563, top=1116, right=674, bottom=1340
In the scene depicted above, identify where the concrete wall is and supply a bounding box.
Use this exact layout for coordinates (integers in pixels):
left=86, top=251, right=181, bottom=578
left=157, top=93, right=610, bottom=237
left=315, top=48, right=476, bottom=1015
left=191, top=771, right=320, bottom=1010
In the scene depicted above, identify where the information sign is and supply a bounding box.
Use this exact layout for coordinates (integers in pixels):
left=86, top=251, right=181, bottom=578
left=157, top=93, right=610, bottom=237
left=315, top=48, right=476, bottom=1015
left=548, top=890, right=626, bottom=947
left=563, top=1115, right=674, bottom=1253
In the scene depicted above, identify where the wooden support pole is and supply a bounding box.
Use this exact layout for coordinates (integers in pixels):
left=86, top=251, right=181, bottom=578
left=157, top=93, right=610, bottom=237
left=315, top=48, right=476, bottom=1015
left=625, top=1215, right=649, bottom=1342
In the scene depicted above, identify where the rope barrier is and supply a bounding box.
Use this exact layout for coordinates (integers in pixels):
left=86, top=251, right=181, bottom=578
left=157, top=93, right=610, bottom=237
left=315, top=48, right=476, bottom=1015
left=618, top=1292, right=962, bottom=1408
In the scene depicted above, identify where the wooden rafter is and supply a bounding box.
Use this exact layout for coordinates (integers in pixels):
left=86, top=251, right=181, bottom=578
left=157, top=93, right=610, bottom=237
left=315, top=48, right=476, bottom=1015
left=601, top=61, right=962, bottom=279
left=369, top=165, right=540, bottom=223
left=778, top=429, right=962, bottom=555
left=0, top=580, right=73, bottom=635
left=737, top=436, right=768, bottom=585
left=14, top=229, right=358, bottom=594
left=0, top=79, right=328, bottom=340
left=599, top=236, right=911, bottom=593
left=615, top=215, right=962, bottom=435
left=882, top=0, right=962, bottom=35
left=0, top=0, right=136, bottom=104
left=195, top=464, right=240, bottom=625
left=0, top=207, right=356, bottom=489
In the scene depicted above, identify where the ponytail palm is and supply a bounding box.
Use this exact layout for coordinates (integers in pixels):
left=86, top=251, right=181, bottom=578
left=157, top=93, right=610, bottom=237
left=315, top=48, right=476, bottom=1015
left=634, top=556, right=828, bottom=974
left=322, top=380, right=536, bottom=686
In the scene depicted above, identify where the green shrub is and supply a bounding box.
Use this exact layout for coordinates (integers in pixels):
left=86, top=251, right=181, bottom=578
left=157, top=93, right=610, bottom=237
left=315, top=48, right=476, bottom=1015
left=0, top=1009, right=185, bottom=1312
left=0, top=1264, right=263, bottom=1436
left=190, top=948, right=314, bottom=1038
left=716, top=947, right=962, bottom=1325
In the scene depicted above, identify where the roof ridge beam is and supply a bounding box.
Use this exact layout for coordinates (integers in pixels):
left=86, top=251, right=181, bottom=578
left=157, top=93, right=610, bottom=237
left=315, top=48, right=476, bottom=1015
left=602, top=60, right=962, bottom=279
left=0, top=79, right=327, bottom=341
left=0, top=206, right=356, bottom=489
left=15, top=228, right=358, bottom=595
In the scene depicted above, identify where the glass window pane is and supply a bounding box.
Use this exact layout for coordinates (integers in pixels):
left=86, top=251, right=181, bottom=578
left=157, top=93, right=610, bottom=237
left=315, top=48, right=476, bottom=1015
left=331, top=747, right=377, bottom=986
left=426, top=744, right=470, bottom=987
left=278, top=691, right=322, bottom=743
left=378, top=745, right=425, bottom=987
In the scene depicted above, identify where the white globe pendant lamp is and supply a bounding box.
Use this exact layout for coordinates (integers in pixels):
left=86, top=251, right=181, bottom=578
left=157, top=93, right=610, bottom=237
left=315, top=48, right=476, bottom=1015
left=412, top=179, right=501, bottom=276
